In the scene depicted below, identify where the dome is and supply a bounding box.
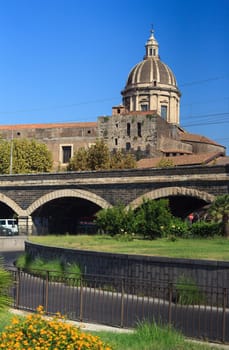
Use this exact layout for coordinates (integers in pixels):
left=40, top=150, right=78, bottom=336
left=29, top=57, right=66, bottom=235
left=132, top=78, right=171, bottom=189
left=126, top=58, right=178, bottom=88
left=121, top=28, right=181, bottom=125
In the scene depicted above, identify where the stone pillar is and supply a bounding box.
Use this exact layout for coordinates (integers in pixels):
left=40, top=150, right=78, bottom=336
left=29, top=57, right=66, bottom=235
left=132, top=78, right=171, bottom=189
left=18, top=215, right=33, bottom=236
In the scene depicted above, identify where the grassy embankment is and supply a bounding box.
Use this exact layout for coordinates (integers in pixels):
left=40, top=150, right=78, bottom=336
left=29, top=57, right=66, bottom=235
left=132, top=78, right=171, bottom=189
left=0, top=311, right=226, bottom=350
left=28, top=235, right=229, bottom=261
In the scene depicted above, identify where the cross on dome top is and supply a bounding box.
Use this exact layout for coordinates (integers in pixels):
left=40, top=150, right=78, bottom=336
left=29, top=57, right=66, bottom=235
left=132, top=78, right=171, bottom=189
left=144, top=27, right=159, bottom=59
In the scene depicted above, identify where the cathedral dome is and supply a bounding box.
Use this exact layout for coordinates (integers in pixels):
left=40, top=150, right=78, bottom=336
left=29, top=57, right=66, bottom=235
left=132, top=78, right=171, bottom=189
left=121, top=29, right=181, bottom=125
left=126, top=57, right=178, bottom=89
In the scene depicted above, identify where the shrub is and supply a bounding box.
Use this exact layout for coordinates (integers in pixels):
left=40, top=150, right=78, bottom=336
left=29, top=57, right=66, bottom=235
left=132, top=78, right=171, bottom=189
left=15, top=255, right=81, bottom=283
left=65, top=263, right=82, bottom=286
left=0, top=306, right=112, bottom=349
left=135, top=199, right=173, bottom=239
left=168, top=218, right=190, bottom=238
left=175, top=275, right=205, bottom=305
left=0, top=258, right=12, bottom=312
left=190, top=221, right=222, bottom=237
left=95, top=204, right=135, bottom=236
left=15, top=252, right=32, bottom=269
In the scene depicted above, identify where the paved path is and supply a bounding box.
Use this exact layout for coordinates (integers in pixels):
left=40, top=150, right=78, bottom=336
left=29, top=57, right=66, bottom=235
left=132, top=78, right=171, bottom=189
left=10, top=308, right=229, bottom=349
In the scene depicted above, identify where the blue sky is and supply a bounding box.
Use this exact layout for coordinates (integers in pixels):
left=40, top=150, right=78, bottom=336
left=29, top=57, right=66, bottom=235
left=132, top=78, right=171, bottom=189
left=0, top=0, right=228, bottom=153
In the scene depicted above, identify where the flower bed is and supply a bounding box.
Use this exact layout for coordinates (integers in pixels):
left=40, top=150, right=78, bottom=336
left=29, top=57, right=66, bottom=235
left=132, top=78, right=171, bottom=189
left=0, top=306, right=112, bottom=350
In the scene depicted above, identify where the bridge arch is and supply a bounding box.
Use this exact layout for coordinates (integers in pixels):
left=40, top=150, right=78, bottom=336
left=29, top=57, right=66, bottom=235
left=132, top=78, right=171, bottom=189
left=0, top=192, right=25, bottom=216
left=26, top=189, right=112, bottom=216
left=128, top=187, right=215, bottom=210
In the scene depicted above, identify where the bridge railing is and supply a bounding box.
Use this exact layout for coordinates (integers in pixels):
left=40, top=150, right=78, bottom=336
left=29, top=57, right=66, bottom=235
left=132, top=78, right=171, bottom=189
left=7, top=267, right=229, bottom=344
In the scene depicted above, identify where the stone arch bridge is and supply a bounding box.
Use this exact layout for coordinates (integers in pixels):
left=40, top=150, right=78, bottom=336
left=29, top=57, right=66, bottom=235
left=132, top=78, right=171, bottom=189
left=0, top=164, right=228, bottom=235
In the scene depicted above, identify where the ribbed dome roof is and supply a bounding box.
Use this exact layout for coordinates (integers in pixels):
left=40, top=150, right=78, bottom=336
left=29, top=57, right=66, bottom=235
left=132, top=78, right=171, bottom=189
left=123, top=29, right=179, bottom=92
left=126, top=58, right=177, bottom=88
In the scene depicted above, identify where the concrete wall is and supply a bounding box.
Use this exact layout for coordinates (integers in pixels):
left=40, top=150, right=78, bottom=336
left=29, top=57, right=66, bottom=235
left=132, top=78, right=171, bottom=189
left=0, top=236, right=26, bottom=251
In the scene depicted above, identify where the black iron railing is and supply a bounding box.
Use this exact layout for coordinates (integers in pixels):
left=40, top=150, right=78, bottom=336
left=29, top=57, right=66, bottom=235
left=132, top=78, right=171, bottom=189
left=7, top=267, right=229, bottom=344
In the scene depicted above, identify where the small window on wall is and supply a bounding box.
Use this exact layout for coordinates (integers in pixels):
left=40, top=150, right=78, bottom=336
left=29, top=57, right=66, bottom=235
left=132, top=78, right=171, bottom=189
left=137, top=122, right=142, bottom=137
left=62, top=145, right=72, bottom=163
left=127, top=123, right=131, bottom=136
left=141, top=104, right=148, bottom=111
left=161, top=105, right=168, bottom=119
left=115, top=138, right=118, bottom=146
left=126, top=142, right=131, bottom=151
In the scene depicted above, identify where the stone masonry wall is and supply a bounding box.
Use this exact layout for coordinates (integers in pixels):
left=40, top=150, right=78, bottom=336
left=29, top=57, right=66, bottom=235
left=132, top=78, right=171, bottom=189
left=25, top=241, right=229, bottom=290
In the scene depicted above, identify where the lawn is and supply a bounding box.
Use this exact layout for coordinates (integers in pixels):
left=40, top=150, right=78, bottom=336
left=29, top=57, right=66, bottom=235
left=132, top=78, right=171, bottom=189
left=28, top=235, right=229, bottom=261
left=0, top=311, right=226, bottom=350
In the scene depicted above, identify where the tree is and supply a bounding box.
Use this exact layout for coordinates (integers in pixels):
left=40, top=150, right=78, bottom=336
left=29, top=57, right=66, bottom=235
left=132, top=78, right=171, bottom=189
left=68, top=147, right=88, bottom=171
left=156, top=158, right=174, bottom=168
left=207, top=194, right=229, bottom=238
left=0, top=138, right=53, bottom=174
left=67, top=139, right=136, bottom=171
left=87, top=139, right=111, bottom=170
left=110, top=150, right=136, bottom=169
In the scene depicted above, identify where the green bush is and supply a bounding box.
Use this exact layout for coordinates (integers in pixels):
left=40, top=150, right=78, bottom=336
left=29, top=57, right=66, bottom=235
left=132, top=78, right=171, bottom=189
left=95, top=204, right=136, bottom=236
left=190, top=221, right=222, bottom=237
left=15, top=254, right=81, bottom=283
left=135, top=199, right=173, bottom=239
left=0, top=258, right=12, bottom=312
left=15, top=252, right=32, bottom=269
left=65, top=262, right=82, bottom=286
left=168, top=218, right=190, bottom=237
left=175, top=275, right=206, bottom=305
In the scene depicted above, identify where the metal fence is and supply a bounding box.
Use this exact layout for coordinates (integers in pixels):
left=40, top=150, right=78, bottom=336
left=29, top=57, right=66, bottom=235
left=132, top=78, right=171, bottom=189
left=7, top=267, right=229, bottom=344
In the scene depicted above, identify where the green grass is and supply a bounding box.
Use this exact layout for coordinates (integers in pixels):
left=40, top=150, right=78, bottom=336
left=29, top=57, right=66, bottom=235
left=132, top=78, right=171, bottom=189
left=28, top=235, right=229, bottom=261
left=92, top=322, right=226, bottom=350
left=0, top=313, right=226, bottom=350
left=0, top=311, right=15, bottom=331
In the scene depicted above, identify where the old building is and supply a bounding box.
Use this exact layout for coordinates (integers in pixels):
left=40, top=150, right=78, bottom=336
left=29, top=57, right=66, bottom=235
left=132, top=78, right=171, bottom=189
left=98, top=29, right=225, bottom=160
left=0, top=29, right=226, bottom=170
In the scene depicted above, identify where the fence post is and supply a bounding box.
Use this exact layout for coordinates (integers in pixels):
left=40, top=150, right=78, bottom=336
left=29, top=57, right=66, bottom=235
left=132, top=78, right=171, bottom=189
left=79, top=277, right=83, bottom=322
left=222, top=288, right=227, bottom=343
left=120, top=278, right=125, bottom=328
left=44, top=271, right=49, bottom=313
left=15, top=268, right=21, bottom=309
left=168, top=282, right=173, bottom=326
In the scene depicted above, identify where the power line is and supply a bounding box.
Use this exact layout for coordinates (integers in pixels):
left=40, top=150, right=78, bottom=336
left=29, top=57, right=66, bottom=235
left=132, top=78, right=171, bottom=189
left=182, top=112, right=229, bottom=120
left=180, top=75, right=229, bottom=87
left=0, top=97, right=118, bottom=115
left=0, top=74, right=228, bottom=115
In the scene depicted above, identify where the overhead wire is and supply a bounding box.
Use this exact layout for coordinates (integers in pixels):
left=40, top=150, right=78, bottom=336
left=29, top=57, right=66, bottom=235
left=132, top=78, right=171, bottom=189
left=0, top=74, right=227, bottom=116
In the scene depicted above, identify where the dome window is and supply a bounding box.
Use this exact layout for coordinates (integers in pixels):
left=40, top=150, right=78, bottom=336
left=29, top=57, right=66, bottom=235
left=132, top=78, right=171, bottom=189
left=141, top=104, right=148, bottom=111
left=161, top=105, right=168, bottom=120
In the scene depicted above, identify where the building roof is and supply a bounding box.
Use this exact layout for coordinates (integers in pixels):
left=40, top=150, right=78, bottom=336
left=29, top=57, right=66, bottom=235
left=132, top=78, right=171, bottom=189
left=137, top=152, right=225, bottom=168
left=179, top=131, right=223, bottom=147
left=0, top=122, right=97, bottom=131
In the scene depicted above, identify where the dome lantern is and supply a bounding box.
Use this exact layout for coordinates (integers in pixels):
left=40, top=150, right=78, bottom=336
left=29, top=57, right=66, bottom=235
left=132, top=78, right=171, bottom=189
left=144, top=28, right=159, bottom=59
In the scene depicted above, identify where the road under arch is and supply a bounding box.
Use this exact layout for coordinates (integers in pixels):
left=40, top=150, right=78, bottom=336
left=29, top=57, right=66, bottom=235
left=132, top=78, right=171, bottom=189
left=31, top=196, right=102, bottom=235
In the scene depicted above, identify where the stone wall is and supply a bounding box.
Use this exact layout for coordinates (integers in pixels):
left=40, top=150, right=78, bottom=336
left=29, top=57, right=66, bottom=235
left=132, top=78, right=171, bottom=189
left=25, top=241, right=229, bottom=289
